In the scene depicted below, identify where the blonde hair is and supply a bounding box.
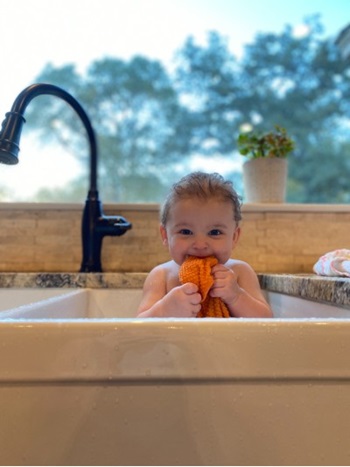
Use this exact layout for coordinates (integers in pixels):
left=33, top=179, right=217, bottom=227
left=161, top=172, right=242, bottom=226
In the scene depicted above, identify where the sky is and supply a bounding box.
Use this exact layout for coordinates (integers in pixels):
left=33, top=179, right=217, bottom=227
left=0, top=0, right=348, bottom=201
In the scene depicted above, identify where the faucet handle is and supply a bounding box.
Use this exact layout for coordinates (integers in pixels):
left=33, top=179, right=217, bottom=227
left=98, top=215, right=132, bottom=236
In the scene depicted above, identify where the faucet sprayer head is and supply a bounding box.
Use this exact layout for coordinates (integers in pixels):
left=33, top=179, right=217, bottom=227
left=0, top=150, right=18, bottom=165
left=0, top=111, right=26, bottom=165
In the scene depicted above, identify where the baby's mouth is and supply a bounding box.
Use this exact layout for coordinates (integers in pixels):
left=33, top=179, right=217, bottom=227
left=186, top=254, right=215, bottom=259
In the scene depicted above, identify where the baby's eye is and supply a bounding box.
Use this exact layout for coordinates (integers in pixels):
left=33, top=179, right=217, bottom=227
left=209, top=229, right=222, bottom=236
left=179, top=229, right=193, bottom=235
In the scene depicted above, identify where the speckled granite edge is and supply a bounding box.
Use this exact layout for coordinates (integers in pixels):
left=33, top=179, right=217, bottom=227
left=0, top=272, right=148, bottom=289
left=0, top=272, right=349, bottom=309
left=258, top=273, right=350, bottom=309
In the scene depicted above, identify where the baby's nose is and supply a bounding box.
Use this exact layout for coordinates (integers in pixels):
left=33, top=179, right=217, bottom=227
left=192, top=236, right=208, bottom=249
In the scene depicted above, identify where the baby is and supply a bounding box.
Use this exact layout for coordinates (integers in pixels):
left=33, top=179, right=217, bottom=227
left=137, top=172, right=272, bottom=318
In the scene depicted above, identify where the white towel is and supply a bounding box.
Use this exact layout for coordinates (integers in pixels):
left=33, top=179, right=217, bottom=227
left=313, top=249, right=350, bottom=277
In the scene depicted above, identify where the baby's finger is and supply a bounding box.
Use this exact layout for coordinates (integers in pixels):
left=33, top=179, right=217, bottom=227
left=212, top=264, right=227, bottom=273
left=212, top=270, right=227, bottom=279
left=191, top=304, right=201, bottom=316
left=182, top=282, right=199, bottom=294
left=190, top=293, right=202, bottom=305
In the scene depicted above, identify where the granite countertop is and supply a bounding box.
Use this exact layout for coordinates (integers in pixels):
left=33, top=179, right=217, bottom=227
left=259, top=273, right=350, bottom=309
left=0, top=272, right=147, bottom=290
left=0, top=272, right=349, bottom=309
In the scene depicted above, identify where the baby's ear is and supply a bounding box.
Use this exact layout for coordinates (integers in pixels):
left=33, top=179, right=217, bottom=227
left=232, top=226, right=241, bottom=247
left=159, top=224, right=168, bottom=246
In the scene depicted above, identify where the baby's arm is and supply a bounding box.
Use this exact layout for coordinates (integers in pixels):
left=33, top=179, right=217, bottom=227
left=137, top=265, right=202, bottom=318
left=210, top=262, right=272, bottom=318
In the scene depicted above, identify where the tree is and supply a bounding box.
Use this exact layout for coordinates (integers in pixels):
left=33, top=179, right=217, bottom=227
left=24, top=15, right=350, bottom=203
left=25, top=57, right=193, bottom=202
left=174, top=16, right=350, bottom=202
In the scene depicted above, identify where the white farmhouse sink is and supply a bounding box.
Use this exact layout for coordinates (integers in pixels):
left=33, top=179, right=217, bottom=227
left=1, top=287, right=349, bottom=320
left=0, top=288, right=77, bottom=313
left=0, top=288, right=143, bottom=319
left=1, top=287, right=350, bottom=465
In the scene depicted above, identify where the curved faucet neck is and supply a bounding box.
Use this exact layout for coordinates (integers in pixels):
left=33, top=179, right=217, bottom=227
left=4, top=83, right=98, bottom=196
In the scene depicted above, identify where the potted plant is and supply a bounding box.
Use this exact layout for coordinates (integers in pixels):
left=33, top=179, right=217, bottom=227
left=237, top=125, right=295, bottom=203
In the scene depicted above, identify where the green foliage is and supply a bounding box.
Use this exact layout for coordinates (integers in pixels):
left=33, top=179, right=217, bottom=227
left=237, top=125, right=295, bottom=159
left=21, top=15, right=350, bottom=204
left=174, top=16, right=350, bottom=202
left=26, top=57, right=192, bottom=202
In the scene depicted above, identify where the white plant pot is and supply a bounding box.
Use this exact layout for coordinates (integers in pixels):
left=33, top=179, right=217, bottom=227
left=243, top=158, right=288, bottom=203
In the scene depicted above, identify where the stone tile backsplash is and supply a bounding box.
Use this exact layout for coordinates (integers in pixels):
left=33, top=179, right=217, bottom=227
left=0, top=204, right=349, bottom=273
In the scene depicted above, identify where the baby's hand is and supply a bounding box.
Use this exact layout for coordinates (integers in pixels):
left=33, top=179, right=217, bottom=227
left=162, top=283, right=201, bottom=317
left=210, top=264, right=241, bottom=305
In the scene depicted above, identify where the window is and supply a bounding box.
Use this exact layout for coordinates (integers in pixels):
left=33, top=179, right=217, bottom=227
left=0, top=0, right=348, bottom=203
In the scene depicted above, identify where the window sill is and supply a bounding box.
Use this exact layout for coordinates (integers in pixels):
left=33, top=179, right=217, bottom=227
left=0, top=202, right=350, bottom=213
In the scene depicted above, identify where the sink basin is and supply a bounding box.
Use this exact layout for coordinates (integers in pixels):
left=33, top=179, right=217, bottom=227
left=0, top=288, right=77, bottom=313
left=1, top=287, right=350, bottom=465
left=1, top=288, right=349, bottom=320
left=0, top=288, right=143, bottom=319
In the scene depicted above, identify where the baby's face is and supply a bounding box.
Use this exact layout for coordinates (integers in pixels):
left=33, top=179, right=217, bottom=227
left=161, top=198, right=239, bottom=265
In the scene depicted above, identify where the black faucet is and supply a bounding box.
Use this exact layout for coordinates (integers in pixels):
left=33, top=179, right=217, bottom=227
left=0, top=83, right=132, bottom=272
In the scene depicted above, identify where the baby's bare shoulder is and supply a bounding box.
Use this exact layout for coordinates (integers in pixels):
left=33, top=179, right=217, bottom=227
left=150, top=260, right=177, bottom=275
left=145, top=261, right=178, bottom=284
left=147, top=261, right=180, bottom=292
left=226, top=259, right=257, bottom=276
left=226, top=258, right=251, bottom=268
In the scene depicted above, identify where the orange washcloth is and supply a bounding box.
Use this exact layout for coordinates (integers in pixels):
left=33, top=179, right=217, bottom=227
left=179, top=256, right=230, bottom=318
